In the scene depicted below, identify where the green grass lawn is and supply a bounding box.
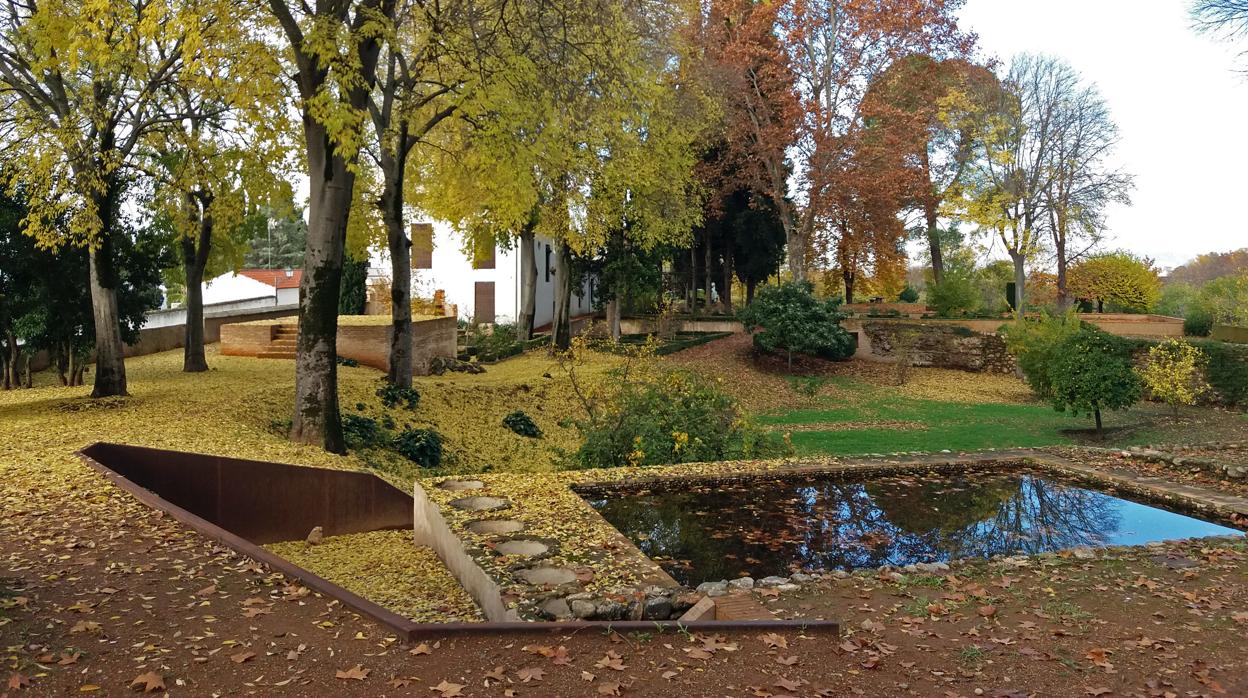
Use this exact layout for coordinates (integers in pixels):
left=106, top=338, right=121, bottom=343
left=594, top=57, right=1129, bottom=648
left=755, top=379, right=1248, bottom=457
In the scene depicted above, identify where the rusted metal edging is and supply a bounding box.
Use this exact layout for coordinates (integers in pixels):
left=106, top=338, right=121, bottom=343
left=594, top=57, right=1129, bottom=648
left=77, top=443, right=840, bottom=640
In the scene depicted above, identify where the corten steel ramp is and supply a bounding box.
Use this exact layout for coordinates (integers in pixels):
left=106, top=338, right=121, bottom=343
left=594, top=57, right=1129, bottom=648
left=78, top=443, right=839, bottom=640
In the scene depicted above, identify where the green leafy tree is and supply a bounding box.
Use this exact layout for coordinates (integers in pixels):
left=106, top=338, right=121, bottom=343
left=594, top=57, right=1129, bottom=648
left=1139, top=339, right=1209, bottom=415
left=338, top=258, right=369, bottom=315
left=739, top=281, right=855, bottom=369
left=1002, top=313, right=1082, bottom=400
left=1047, top=325, right=1142, bottom=432
left=242, top=208, right=309, bottom=270
left=0, top=0, right=261, bottom=397
left=1067, top=251, right=1161, bottom=313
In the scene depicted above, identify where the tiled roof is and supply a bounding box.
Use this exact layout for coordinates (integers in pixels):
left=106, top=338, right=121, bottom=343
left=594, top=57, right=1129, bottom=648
left=238, top=269, right=303, bottom=289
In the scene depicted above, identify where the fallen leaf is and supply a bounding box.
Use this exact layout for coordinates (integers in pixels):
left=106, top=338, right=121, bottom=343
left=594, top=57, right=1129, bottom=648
left=517, top=667, right=545, bottom=683
left=597, top=681, right=622, bottom=696
left=8, top=673, right=32, bottom=691
left=129, top=672, right=164, bottom=693
left=432, top=679, right=466, bottom=697
left=978, top=605, right=998, bottom=618
left=336, top=665, right=370, bottom=680
left=230, top=651, right=255, bottom=664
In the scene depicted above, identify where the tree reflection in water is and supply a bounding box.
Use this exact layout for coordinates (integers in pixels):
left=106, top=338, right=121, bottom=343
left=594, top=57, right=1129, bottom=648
left=586, top=469, right=1230, bottom=586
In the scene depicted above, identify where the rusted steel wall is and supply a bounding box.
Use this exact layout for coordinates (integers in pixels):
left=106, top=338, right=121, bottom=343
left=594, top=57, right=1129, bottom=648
left=79, top=443, right=413, bottom=544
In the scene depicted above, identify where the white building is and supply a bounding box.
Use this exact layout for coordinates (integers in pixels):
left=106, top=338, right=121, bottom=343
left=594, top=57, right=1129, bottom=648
left=401, top=221, right=594, bottom=328
left=195, top=269, right=302, bottom=308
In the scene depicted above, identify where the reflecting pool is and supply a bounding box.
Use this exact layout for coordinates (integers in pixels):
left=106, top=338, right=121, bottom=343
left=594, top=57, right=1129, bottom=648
left=584, top=470, right=1244, bottom=586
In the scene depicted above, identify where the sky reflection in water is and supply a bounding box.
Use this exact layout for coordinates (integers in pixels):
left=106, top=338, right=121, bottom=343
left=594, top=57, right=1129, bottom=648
left=586, top=470, right=1244, bottom=586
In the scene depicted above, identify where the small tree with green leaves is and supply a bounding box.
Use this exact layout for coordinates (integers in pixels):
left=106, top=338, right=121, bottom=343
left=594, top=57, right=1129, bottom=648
left=739, top=281, right=856, bottom=370
left=1002, top=312, right=1082, bottom=399
left=1048, top=326, right=1142, bottom=432
left=1138, top=339, right=1209, bottom=416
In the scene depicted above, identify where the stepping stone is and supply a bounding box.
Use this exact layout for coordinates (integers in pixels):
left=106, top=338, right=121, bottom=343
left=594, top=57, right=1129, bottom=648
left=466, top=519, right=525, bottom=535
left=438, top=479, right=484, bottom=491
left=449, top=496, right=509, bottom=512
left=515, top=566, right=577, bottom=586
left=495, top=539, right=549, bottom=557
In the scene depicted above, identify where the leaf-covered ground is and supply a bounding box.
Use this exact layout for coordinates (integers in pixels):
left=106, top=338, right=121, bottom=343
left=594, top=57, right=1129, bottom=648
left=3, top=337, right=1248, bottom=695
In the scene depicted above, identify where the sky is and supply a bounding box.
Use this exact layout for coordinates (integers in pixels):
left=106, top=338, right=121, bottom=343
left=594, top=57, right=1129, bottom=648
left=957, top=0, right=1248, bottom=271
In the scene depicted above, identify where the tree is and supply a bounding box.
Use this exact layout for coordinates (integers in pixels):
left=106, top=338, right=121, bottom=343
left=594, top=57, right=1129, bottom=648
left=1194, top=271, right=1248, bottom=326
left=1047, top=326, right=1142, bottom=432
left=1068, top=252, right=1161, bottom=313
left=955, top=55, right=1066, bottom=317
left=415, top=1, right=707, bottom=350
left=243, top=208, right=308, bottom=269
left=700, top=0, right=971, bottom=281
left=2, top=190, right=168, bottom=388
left=141, top=52, right=294, bottom=372
left=0, top=0, right=247, bottom=397
left=1139, top=339, right=1209, bottom=416
left=863, top=54, right=1000, bottom=284
left=265, top=0, right=395, bottom=452
left=1168, top=248, right=1248, bottom=286
left=338, top=257, right=368, bottom=315
left=739, top=280, right=855, bottom=370
left=1192, top=1, right=1248, bottom=68
left=1039, top=64, right=1133, bottom=310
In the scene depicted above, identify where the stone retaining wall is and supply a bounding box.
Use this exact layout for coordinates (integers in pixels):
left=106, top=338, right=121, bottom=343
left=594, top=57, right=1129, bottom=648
left=854, top=320, right=1017, bottom=374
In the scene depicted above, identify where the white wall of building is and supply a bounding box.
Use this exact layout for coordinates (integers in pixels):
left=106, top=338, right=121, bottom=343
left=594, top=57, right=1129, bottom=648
left=382, top=220, right=594, bottom=328
left=202, top=274, right=279, bottom=306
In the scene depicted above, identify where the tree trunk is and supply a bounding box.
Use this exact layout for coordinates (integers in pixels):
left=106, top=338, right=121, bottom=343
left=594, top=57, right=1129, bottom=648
left=843, top=271, right=856, bottom=306
left=2, top=330, right=13, bottom=390
left=552, top=241, right=573, bottom=351
left=1011, top=252, right=1027, bottom=318
left=23, top=352, right=31, bottom=388
left=291, top=121, right=353, bottom=454
left=688, top=244, right=697, bottom=313
left=1094, top=406, right=1102, bottom=433
left=746, top=279, right=757, bottom=305
left=88, top=228, right=128, bottom=398
left=517, top=222, right=537, bottom=341
left=1054, top=229, right=1069, bottom=312
left=381, top=149, right=412, bottom=388
left=704, top=232, right=713, bottom=312
left=56, top=344, right=67, bottom=386
left=721, top=251, right=733, bottom=312
left=925, top=206, right=944, bottom=285
left=181, top=199, right=212, bottom=373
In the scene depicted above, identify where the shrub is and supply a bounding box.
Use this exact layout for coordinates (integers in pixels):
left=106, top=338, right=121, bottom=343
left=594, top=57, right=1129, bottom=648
left=898, top=286, right=920, bottom=303
left=1184, top=306, right=1214, bottom=337
left=568, top=367, right=789, bottom=469
left=503, top=410, right=542, bottom=438
left=1048, top=326, right=1142, bottom=432
left=1002, top=313, right=1082, bottom=399
left=1202, top=341, right=1248, bottom=406
left=738, top=281, right=855, bottom=369
left=376, top=382, right=420, bottom=410
left=392, top=428, right=443, bottom=468
left=928, top=273, right=980, bottom=317
left=342, top=414, right=384, bottom=450
left=1138, top=339, right=1209, bottom=415
left=469, top=323, right=520, bottom=361
left=1068, top=251, right=1161, bottom=313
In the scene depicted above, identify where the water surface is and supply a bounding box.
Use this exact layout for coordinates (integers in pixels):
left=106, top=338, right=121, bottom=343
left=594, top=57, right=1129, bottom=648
left=585, top=470, right=1243, bottom=586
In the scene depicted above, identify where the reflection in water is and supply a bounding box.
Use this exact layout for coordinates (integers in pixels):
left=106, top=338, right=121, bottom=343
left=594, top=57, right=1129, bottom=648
left=586, top=470, right=1244, bottom=586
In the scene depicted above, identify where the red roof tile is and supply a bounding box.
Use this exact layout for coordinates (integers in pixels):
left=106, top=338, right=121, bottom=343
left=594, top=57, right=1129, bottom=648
left=239, top=269, right=303, bottom=289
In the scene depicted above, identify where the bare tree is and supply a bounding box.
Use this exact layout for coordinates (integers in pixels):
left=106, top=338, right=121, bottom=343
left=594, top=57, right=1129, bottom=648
left=1042, top=69, right=1134, bottom=310
left=1192, top=1, right=1248, bottom=66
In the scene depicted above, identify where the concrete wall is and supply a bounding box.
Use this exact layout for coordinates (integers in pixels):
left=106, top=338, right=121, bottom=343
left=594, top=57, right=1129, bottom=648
left=221, top=316, right=458, bottom=376
left=1210, top=324, right=1248, bottom=344
left=618, top=317, right=746, bottom=335
left=29, top=304, right=300, bottom=372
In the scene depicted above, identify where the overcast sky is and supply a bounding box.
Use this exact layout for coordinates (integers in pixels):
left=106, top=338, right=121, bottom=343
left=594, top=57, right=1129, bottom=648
left=957, top=0, right=1248, bottom=271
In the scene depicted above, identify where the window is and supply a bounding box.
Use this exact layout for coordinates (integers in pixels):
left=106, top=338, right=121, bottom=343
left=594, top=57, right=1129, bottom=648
left=411, top=223, right=433, bottom=269
left=474, top=281, right=496, bottom=325
left=544, top=244, right=552, bottom=282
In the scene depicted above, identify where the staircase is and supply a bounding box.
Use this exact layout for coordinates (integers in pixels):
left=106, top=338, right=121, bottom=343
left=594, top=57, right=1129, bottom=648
left=256, top=324, right=298, bottom=360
